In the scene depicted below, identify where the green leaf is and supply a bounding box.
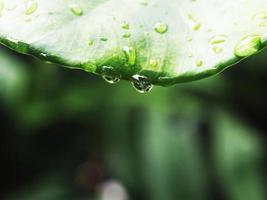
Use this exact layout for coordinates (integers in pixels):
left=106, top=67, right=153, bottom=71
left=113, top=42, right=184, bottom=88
left=0, top=0, right=267, bottom=87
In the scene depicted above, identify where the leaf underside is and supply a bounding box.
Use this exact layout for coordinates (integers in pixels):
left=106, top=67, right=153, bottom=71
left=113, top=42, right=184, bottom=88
left=0, top=0, right=267, bottom=86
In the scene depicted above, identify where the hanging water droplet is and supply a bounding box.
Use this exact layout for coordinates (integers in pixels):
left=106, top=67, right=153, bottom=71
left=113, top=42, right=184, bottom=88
left=25, top=0, right=38, bottom=15
left=101, top=66, right=121, bottom=84
left=123, top=46, right=136, bottom=66
left=196, top=59, right=203, bottom=67
left=69, top=4, right=83, bottom=16
left=121, top=22, right=130, bottom=30
left=154, top=22, right=168, bottom=34
left=131, top=74, right=153, bottom=93
left=234, top=35, right=261, bottom=57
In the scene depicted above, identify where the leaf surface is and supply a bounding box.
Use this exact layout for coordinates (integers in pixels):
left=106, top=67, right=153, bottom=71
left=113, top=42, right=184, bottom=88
left=0, top=0, right=267, bottom=86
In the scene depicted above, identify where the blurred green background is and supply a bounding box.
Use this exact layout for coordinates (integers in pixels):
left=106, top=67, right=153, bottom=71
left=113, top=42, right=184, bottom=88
left=0, top=45, right=267, bottom=200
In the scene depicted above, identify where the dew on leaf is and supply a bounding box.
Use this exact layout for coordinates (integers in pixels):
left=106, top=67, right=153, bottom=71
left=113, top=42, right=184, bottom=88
left=25, top=1, right=38, bottom=15
left=196, top=59, right=203, bottom=67
left=139, top=0, right=149, bottom=6
left=187, top=14, right=201, bottom=31
left=88, top=39, right=94, bottom=46
left=234, top=35, right=261, bottom=57
left=154, top=22, right=168, bottom=34
left=123, top=46, right=136, bottom=66
left=132, top=74, right=153, bottom=93
left=69, top=4, right=83, bottom=16
left=121, top=22, right=130, bottom=30
left=121, top=32, right=131, bottom=38
left=149, top=59, right=158, bottom=68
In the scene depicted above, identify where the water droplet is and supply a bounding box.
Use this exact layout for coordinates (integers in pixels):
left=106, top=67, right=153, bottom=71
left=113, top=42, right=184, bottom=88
left=253, top=11, right=267, bottom=27
left=69, top=4, right=83, bottom=16
left=196, top=59, right=203, bottom=67
left=234, top=35, right=261, bottom=57
left=209, top=35, right=228, bottom=45
left=100, top=37, right=108, bottom=42
left=132, top=74, right=153, bottom=93
left=149, top=59, right=158, bottom=68
left=123, top=46, right=136, bottom=66
left=121, top=32, right=131, bottom=38
left=25, top=1, right=38, bottom=15
left=121, top=22, right=130, bottom=30
left=139, top=0, right=149, bottom=6
left=101, top=66, right=121, bottom=84
left=154, top=22, right=168, bottom=34
left=188, top=53, right=193, bottom=58
left=187, top=14, right=201, bottom=31
left=88, top=39, right=94, bottom=46
left=187, top=37, right=193, bottom=42
left=212, top=46, right=223, bottom=53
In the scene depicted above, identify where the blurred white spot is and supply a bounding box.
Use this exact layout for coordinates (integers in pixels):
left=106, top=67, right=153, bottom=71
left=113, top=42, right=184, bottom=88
left=98, top=180, right=128, bottom=200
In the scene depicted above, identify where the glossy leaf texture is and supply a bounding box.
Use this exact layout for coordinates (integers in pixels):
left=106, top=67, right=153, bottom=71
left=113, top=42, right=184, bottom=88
left=0, top=0, right=267, bottom=86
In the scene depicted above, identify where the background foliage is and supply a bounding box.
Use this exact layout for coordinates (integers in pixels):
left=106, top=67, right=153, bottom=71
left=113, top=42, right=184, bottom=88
left=0, top=45, right=267, bottom=200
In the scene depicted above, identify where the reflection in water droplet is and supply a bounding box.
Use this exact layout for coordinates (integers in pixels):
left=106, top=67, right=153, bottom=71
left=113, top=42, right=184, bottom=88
left=123, top=46, right=136, bottom=66
left=154, top=22, right=168, bottom=34
left=132, top=74, right=153, bottom=93
left=69, top=4, right=83, bottom=16
left=101, top=66, right=121, bottom=84
left=234, top=35, right=261, bottom=57
left=25, top=1, right=38, bottom=15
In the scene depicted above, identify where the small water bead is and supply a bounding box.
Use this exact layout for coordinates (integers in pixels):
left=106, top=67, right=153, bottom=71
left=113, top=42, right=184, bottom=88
left=121, top=22, right=130, bottom=30
left=234, top=35, right=261, bottom=57
left=69, top=4, right=83, bottom=16
left=196, top=59, right=203, bottom=67
left=88, top=39, right=94, bottom=46
left=188, top=53, right=193, bottom=58
left=149, top=59, right=158, bottom=68
left=131, top=74, right=153, bottom=93
left=123, top=46, right=136, bottom=66
left=139, top=0, right=149, bottom=6
left=101, top=66, right=121, bottom=84
left=100, top=37, right=108, bottom=42
left=154, top=22, right=168, bottom=34
left=121, top=32, right=131, bottom=38
left=212, top=46, right=223, bottom=54
left=209, top=35, right=228, bottom=45
left=25, top=0, right=38, bottom=15
left=187, top=14, right=201, bottom=31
